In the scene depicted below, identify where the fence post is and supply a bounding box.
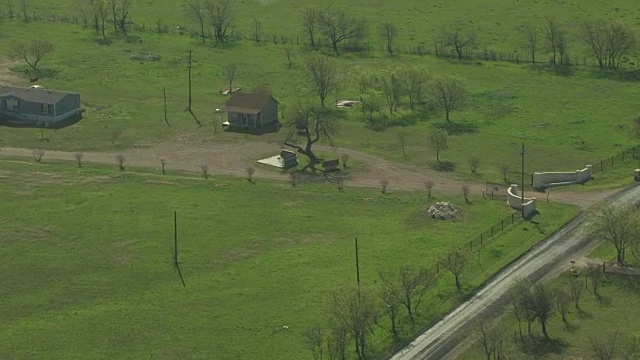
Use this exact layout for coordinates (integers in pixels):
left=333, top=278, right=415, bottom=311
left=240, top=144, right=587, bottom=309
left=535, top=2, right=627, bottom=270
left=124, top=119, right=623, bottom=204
left=501, top=220, right=504, bottom=231
left=601, top=161, right=603, bottom=172
left=491, top=226, right=494, bottom=237
left=470, top=240, right=473, bottom=251
left=480, top=233, right=483, bottom=245
left=611, top=156, right=614, bottom=167
left=623, top=150, right=625, bottom=163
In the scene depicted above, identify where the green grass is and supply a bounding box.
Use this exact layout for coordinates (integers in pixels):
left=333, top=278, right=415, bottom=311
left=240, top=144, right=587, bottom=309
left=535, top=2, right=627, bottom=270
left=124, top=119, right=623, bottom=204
left=0, top=160, right=578, bottom=359
left=1, top=2, right=640, bottom=185
left=457, top=273, right=640, bottom=360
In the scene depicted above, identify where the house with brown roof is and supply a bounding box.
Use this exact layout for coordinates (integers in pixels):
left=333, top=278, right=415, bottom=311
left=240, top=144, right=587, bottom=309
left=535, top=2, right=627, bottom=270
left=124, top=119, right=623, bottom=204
left=0, top=85, right=84, bottom=126
left=222, top=91, right=279, bottom=132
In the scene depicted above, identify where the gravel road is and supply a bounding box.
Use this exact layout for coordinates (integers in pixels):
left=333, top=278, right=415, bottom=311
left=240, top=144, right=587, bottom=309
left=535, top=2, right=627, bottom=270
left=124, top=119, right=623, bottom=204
left=390, top=183, right=640, bottom=360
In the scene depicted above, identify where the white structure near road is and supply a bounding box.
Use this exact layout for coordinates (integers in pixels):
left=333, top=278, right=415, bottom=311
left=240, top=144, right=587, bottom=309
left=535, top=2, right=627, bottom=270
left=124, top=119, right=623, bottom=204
left=507, top=184, right=537, bottom=218
left=532, top=165, right=592, bottom=189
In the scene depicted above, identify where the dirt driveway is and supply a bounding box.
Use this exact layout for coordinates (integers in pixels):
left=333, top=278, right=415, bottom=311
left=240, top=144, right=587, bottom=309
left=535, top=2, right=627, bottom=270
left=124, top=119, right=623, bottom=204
left=0, top=137, right=618, bottom=209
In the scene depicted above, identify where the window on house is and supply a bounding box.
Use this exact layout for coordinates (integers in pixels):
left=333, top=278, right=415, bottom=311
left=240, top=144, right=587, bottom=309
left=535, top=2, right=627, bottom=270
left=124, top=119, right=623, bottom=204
left=7, top=99, right=19, bottom=111
left=41, top=104, right=53, bottom=113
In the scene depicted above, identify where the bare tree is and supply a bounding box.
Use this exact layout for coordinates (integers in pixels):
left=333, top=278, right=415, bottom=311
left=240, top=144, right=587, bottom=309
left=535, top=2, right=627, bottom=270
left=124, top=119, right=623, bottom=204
left=362, top=90, right=382, bottom=123
left=521, top=24, right=538, bottom=64
left=462, top=185, right=470, bottom=201
left=581, top=20, right=608, bottom=68
left=404, top=66, right=428, bottom=112
left=424, top=180, right=434, bottom=198
left=326, top=320, right=347, bottom=360
left=109, top=0, right=132, bottom=34
left=300, top=7, right=319, bottom=49
left=590, top=330, right=619, bottom=360
left=588, top=204, right=640, bottom=265
left=606, top=21, right=637, bottom=68
left=441, top=246, right=469, bottom=291
left=428, top=128, right=449, bottom=163
left=380, top=67, right=404, bottom=115
left=509, top=279, right=535, bottom=339
left=379, top=22, right=398, bottom=55
left=329, top=287, right=378, bottom=360
left=116, top=154, right=125, bottom=170
left=33, top=149, right=45, bottom=162
left=499, top=163, right=510, bottom=182
left=223, top=64, right=238, bottom=93
left=555, top=287, right=570, bottom=323
left=251, top=17, right=263, bottom=43
left=378, top=271, right=402, bottom=338
left=474, top=316, right=505, bottom=360
left=340, top=153, right=349, bottom=168
left=390, top=266, right=434, bottom=325
left=317, top=9, right=367, bottom=54
left=398, top=132, right=408, bottom=159
left=283, top=104, right=337, bottom=167
left=11, top=39, right=54, bottom=74
left=585, top=263, right=604, bottom=297
left=88, top=0, right=109, bottom=39
left=305, top=53, right=339, bottom=107
left=160, top=157, right=167, bottom=174
left=569, top=277, right=583, bottom=312
left=428, top=74, right=469, bottom=125
left=288, top=172, right=299, bottom=186
left=246, top=166, right=255, bottom=182
left=200, top=164, right=209, bottom=178
left=206, top=0, right=234, bottom=42
left=74, top=152, right=84, bottom=167
left=185, top=0, right=208, bottom=45
left=544, top=17, right=568, bottom=65
left=20, top=0, right=28, bottom=21
left=468, top=156, right=480, bottom=173
left=525, top=283, right=555, bottom=340
left=380, top=179, right=389, bottom=193
left=304, top=324, right=324, bottom=360
left=439, top=22, right=476, bottom=59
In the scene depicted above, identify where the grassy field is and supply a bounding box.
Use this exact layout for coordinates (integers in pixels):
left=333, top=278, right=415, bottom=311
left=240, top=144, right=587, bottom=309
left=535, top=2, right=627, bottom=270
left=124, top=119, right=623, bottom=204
left=1, top=0, right=640, bottom=184
left=457, top=269, right=640, bottom=359
left=0, top=159, right=579, bottom=359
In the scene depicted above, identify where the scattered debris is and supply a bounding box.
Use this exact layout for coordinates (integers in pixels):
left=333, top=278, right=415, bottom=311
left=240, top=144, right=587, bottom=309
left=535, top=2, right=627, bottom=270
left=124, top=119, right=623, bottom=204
left=220, top=88, right=241, bottom=95
left=336, top=100, right=360, bottom=108
left=427, top=202, right=458, bottom=220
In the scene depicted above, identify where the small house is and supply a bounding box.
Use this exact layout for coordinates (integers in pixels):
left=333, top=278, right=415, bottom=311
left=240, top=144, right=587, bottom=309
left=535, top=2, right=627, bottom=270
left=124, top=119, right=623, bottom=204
left=0, top=86, right=84, bottom=126
left=322, top=159, right=340, bottom=172
left=222, top=91, right=279, bottom=131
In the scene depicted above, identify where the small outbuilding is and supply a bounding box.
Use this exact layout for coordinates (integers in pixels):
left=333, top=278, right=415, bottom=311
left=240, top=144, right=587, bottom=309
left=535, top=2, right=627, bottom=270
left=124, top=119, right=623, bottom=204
left=0, top=85, right=84, bottom=126
left=222, top=90, right=279, bottom=132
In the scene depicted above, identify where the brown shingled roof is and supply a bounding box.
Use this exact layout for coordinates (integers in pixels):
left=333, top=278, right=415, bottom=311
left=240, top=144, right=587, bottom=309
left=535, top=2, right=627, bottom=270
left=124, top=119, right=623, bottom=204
left=223, top=91, right=278, bottom=114
left=0, top=86, right=77, bottom=105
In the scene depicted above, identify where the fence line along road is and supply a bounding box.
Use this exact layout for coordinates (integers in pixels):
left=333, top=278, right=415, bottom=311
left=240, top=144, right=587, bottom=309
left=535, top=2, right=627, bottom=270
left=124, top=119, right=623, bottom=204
left=390, top=182, right=640, bottom=360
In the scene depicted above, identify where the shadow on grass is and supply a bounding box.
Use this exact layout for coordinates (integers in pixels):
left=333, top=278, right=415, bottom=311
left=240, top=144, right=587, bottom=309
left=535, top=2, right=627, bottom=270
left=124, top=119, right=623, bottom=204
left=430, top=161, right=456, bottom=172
left=518, top=337, right=568, bottom=358
left=592, top=68, right=640, bottom=82
left=607, top=273, right=640, bottom=294
left=434, top=121, right=479, bottom=135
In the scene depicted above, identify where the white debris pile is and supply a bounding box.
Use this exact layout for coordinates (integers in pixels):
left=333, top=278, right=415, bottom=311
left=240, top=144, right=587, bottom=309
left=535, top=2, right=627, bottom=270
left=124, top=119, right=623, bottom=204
left=427, top=202, right=458, bottom=220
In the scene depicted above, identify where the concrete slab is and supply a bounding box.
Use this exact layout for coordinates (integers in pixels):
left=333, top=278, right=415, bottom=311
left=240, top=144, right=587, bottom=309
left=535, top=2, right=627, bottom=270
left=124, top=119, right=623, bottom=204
left=257, top=155, right=284, bottom=168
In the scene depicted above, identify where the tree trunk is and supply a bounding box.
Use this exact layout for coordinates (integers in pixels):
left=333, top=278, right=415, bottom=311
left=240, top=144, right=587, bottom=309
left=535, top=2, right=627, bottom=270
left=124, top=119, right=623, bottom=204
left=540, top=320, right=549, bottom=340
left=445, top=110, right=451, bottom=124
left=617, top=248, right=624, bottom=265
left=436, top=149, right=440, bottom=163
left=454, top=275, right=461, bottom=291
left=200, top=23, right=205, bottom=45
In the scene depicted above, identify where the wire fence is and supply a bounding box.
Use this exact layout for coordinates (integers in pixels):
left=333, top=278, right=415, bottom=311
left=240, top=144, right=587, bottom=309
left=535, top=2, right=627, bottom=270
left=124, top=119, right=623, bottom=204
left=590, top=145, right=640, bottom=174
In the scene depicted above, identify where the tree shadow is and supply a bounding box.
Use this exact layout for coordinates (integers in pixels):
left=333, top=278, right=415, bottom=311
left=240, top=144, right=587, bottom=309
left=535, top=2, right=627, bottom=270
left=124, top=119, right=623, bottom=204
left=187, top=109, right=203, bottom=127
left=607, top=273, right=640, bottom=294
left=434, top=121, right=478, bottom=135
left=93, top=38, right=113, bottom=46
left=518, top=337, right=568, bottom=358
left=430, top=161, right=456, bottom=172
left=592, top=68, right=640, bottom=82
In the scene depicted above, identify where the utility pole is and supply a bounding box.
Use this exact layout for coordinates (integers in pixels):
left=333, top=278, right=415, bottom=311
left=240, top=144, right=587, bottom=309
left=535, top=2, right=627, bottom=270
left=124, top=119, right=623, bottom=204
left=520, top=143, right=525, bottom=218
left=188, top=49, right=192, bottom=111
left=174, top=211, right=178, bottom=267
left=355, top=237, right=361, bottom=289
left=163, top=86, right=169, bottom=127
